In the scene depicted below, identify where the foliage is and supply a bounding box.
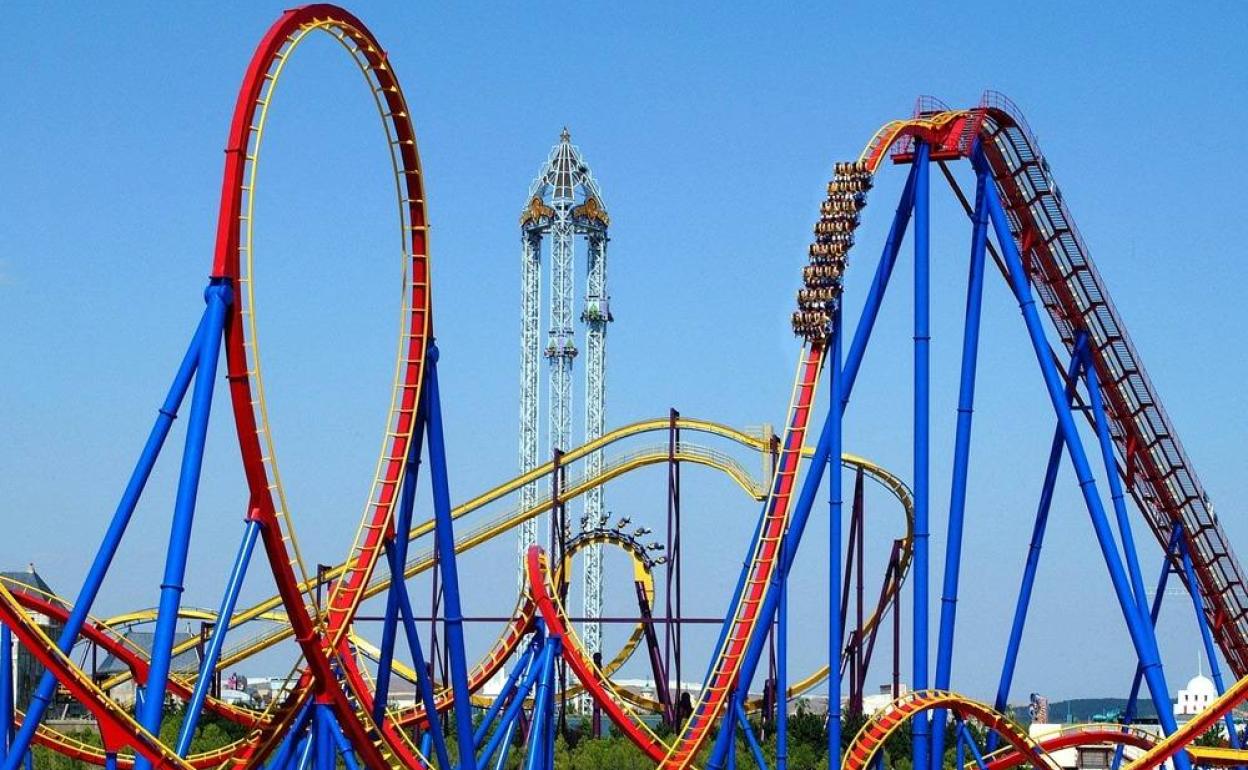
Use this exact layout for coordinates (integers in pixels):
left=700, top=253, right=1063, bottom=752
left=23, top=705, right=1008, bottom=769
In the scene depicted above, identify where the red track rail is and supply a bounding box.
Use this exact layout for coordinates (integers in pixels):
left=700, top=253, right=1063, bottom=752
left=10, top=591, right=262, bottom=730
left=984, top=727, right=1157, bottom=770
left=842, top=690, right=1056, bottom=770
left=211, top=6, right=431, bottom=769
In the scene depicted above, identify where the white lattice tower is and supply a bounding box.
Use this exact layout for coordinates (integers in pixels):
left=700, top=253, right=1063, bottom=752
left=517, top=129, right=612, bottom=659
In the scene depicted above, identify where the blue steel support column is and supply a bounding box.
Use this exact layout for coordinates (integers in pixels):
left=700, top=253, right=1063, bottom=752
left=315, top=705, right=334, bottom=770
left=956, top=720, right=965, bottom=770
left=295, top=729, right=315, bottom=770
left=912, top=139, right=932, bottom=770
left=982, top=173, right=1189, bottom=770
left=4, top=310, right=209, bottom=768
left=1, top=624, right=10, bottom=763
left=959, top=721, right=991, bottom=770
left=137, top=279, right=232, bottom=767
left=424, top=346, right=479, bottom=770
left=524, top=637, right=559, bottom=770
left=1180, top=536, right=1242, bottom=747
left=1083, top=349, right=1152, bottom=619
left=478, top=632, right=546, bottom=768
left=735, top=702, right=768, bottom=770
left=268, top=701, right=314, bottom=770
left=374, top=401, right=427, bottom=725
left=492, top=718, right=521, bottom=770
left=777, top=555, right=789, bottom=770
left=709, top=154, right=923, bottom=770
left=987, top=340, right=1086, bottom=752
left=176, top=519, right=261, bottom=755
left=930, top=154, right=990, bottom=765
left=843, top=159, right=921, bottom=395
left=474, top=642, right=537, bottom=746
left=829, top=305, right=845, bottom=770
left=1112, top=528, right=1179, bottom=770
left=327, top=709, right=363, bottom=770
left=387, top=543, right=453, bottom=770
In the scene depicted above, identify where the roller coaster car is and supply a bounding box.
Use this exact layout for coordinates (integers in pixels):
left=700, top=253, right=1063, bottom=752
left=798, top=288, right=840, bottom=307
left=815, top=223, right=855, bottom=241
left=808, top=258, right=848, bottom=273
left=821, top=199, right=863, bottom=215
left=816, top=232, right=854, bottom=246
left=791, top=310, right=832, bottom=339
left=803, top=263, right=843, bottom=280
left=809, top=243, right=844, bottom=259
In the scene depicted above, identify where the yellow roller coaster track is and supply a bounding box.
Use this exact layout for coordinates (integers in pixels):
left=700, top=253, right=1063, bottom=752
left=99, top=416, right=910, bottom=691
left=32, top=416, right=910, bottom=768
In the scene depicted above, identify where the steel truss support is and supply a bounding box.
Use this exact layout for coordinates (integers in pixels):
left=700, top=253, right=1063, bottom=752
left=1113, top=528, right=1181, bottom=770
left=386, top=507, right=453, bottom=770
left=636, top=581, right=673, bottom=722
left=988, top=338, right=1087, bottom=750
left=1083, top=345, right=1152, bottom=621
left=735, top=698, right=768, bottom=770
left=268, top=701, right=314, bottom=770
left=373, top=402, right=427, bottom=725
left=474, top=639, right=537, bottom=748
left=524, top=635, right=561, bottom=770
left=324, top=705, right=363, bottom=770
left=4, top=296, right=218, bottom=770
left=582, top=231, right=609, bottom=661
left=1179, top=536, right=1243, bottom=749
left=957, top=718, right=991, bottom=770
left=829, top=300, right=846, bottom=769
left=138, top=279, right=232, bottom=770
left=175, top=519, right=260, bottom=755
left=777, top=539, right=789, bottom=770
left=981, top=161, right=1189, bottom=770
left=930, top=153, right=990, bottom=765
left=911, top=139, right=932, bottom=770
left=519, top=230, right=542, bottom=588
left=424, top=346, right=479, bottom=770
left=478, top=629, right=547, bottom=770
left=664, top=407, right=683, bottom=729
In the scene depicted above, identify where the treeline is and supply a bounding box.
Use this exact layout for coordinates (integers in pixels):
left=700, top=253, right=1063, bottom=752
left=29, top=705, right=992, bottom=770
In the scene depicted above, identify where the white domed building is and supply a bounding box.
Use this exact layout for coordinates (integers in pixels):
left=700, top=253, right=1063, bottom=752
left=1174, top=672, right=1217, bottom=719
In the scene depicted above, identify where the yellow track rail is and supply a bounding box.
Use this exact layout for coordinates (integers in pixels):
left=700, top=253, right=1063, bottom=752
left=99, top=416, right=823, bottom=690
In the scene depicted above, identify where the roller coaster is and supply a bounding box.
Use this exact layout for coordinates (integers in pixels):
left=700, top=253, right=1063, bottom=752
left=3, top=5, right=1248, bottom=770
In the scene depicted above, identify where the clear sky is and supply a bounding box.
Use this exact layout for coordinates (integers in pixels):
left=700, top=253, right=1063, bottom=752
left=1, top=2, right=1246, bottom=706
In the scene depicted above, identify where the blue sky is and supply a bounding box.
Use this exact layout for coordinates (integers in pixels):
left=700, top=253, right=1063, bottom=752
left=1, top=2, right=1246, bottom=705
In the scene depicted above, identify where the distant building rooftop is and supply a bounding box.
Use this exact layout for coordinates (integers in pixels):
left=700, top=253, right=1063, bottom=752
left=0, top=564, right=55, bottom=597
